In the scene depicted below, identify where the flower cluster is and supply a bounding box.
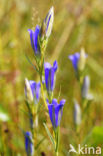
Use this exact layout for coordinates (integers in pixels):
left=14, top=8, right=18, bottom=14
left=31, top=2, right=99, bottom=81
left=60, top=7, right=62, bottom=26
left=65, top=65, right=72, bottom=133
left=22, top=5, right=94, bottom=156
left=23, top=6, right=66, bottom=156
left=28, top=7, right=54, bottom=61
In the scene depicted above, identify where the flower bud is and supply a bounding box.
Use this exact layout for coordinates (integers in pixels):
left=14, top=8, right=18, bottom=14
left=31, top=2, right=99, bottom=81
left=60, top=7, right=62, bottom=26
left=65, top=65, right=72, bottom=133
left=78, top=48, right=87, bottom=71
left=82, top=76, right=90, bottom=99
left=24, top=78, right=41, bottom=104
left=40, top=6, right=54, bottom=39
left=24, top=78, right=33, bottom=103
left=28, top=26, right=41, bottom=59
left=25, top=132, right=34, bottom=156
left=82, top=76, right=93, bottom=100
left=74, top=100, right=81, bottom=125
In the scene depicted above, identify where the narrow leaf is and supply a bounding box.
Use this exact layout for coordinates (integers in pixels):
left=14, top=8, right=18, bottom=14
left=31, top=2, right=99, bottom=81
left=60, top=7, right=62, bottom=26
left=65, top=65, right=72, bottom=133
left=35, top=136, right=46, bottom=150
left=25, top=54, right=39, bottom=73
left=43, top=123, right=55, bottom=149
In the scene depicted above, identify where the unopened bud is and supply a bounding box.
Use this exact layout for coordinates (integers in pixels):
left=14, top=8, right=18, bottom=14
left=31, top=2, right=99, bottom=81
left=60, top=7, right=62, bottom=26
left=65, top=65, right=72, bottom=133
left=78, top=48, right=87, bottom=71
left=24, top=78, right=33, bottom=103
left=25, top=132, right=34, bottom=156
left=82, top=76, right=90, bottom=99
left=40, top=6, right=54, bottom=39
left=74, top=100, right=81, bottom=125
left=82, top=76, right=93, bottom=100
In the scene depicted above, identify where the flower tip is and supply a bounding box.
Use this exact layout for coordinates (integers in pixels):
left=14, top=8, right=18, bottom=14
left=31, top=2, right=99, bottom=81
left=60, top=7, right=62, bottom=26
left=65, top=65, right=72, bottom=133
left=46, top=99, right=49, bottom=105
left=53, top=60, right=58, bottom=72
left=25, top=78, right=29, bottom=86
left=44, top=62, right=51, bottom=69
left=60, top=99, right=66, bottom=105
left=28, top=29, right=32, bottom=33
left=25, top=131, right=31, bottom=136
left=68, top=55, right=73, bottom=61
left=52, top=98, right=58, bottom=105
left=50, top=6, right=54, bottom=14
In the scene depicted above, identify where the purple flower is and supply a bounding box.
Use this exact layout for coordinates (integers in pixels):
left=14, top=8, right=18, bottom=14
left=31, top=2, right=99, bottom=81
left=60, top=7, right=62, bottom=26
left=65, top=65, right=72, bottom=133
left=28, top=26, right=41, bottom=58
left=47, top=99, right=66, bottom=128
left=25, top=132, right=34, bottom=156
left=44, top=61, right=58, bottom=94
left=25, top=78, right=41, bottom=104
left=68, top=53, right=80, bottom=71
left=68, top=52, right=87, bottom=72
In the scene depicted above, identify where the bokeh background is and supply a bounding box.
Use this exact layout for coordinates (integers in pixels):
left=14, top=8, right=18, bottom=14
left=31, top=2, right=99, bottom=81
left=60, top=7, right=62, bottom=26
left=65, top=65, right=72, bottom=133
left=0, top=0, right=103, bottom=155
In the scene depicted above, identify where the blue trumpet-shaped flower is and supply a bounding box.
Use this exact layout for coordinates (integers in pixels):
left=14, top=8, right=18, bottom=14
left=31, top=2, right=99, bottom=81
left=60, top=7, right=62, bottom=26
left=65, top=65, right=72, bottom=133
left=68, top=53, right=80, bottom=71
left=25, top=78, right=41, bottom=104
left=28, top=26, right=41, bottom=58
left=44, top=61, right=58, bottom=94
left=47, top=98, right=66, bottom=128
left=25, top=131, right=34, bottom=156
left=68, top=51, right=87, bottom=72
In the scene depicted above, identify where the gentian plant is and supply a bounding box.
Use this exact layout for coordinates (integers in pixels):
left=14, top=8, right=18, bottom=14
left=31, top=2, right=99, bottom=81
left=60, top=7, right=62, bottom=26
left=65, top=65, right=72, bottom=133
left=68, top=48, right=87, bottom=80
left=23, top=6, right=66, bottom=156
left=68, top=48, right=93, bottom=133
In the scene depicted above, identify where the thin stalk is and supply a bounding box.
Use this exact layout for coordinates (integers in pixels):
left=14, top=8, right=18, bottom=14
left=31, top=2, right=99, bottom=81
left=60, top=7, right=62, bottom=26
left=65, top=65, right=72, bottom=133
left=56, top=151, right=58, bottom=156
left=55, top=127, right=60, bottom=156
left=40, top=74, right=47, bottom=109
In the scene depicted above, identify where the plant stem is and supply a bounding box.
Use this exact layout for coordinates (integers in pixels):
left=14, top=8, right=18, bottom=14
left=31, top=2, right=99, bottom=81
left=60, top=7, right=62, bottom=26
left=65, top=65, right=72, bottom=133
left=55, top=127, right=60, bottom=156
left=40, top=77, right=47, bottom=109
left=40, top=78, right=47, bottom=109
left=56, top=151, right=58, bottom=156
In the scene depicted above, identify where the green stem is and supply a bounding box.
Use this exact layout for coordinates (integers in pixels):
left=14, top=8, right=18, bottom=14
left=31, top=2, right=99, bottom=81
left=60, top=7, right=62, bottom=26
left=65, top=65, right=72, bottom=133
left=55, top=127, right=60, bottom=156
left=48, top=92, right=53, bottom=103
left=56, top=151, right=58, bottom=156
left=40, top=75, right=47, bottom=109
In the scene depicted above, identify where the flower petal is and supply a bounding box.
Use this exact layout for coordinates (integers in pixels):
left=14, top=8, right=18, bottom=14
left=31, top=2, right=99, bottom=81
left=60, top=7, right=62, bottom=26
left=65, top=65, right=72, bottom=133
left=55, top=103, right=64, bottom=127
left=29, top=80, right=36, bottom=97
left=25, top=132, right=34, bottom=156
left=28, top=29, right=34, bottom=51
left=53, top=60, right=58, bottom=72
left=52, top=99, right=58, bottom=106
left=35, top=82, right=41, bottom=101
left=44, top=62, right=51, bottom=69
left=33, top=25, right=40, bottom=54
left=60, top=99, right=66, bottom=105
left=50, top=68, right=55, bottom=91
left=45, top=68, right=50, bottom=91
left=48, top=104, right=56, bottom=127
left=68, top=53, right=80, bottom=71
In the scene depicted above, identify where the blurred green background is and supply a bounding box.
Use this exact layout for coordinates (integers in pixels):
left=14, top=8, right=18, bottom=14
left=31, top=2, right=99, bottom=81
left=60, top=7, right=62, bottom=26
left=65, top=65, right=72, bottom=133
left=0, top=0, right=103, bottom=155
